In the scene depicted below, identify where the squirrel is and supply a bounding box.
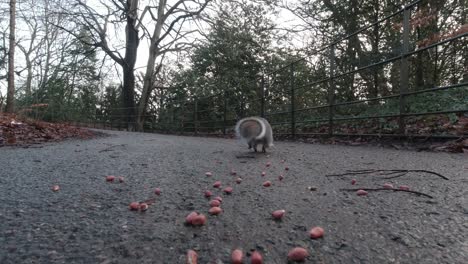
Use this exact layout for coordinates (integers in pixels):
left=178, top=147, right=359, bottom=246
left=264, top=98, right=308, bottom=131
left=235, top=116, right=273, bottom=153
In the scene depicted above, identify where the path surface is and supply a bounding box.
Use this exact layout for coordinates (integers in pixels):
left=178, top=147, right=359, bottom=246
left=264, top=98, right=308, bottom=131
left=0, top=130, right=467, bottom=264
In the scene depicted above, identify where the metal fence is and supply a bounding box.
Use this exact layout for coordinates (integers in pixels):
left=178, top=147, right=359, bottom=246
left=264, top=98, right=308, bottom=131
left=69, top=0, right=467, bottom=139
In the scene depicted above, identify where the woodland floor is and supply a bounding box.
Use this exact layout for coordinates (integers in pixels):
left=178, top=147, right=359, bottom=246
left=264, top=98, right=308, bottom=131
left=0, top=130, right=467, bottom=263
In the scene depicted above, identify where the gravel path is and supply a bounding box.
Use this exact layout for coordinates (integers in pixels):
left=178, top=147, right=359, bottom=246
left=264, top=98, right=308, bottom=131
left=1, top=130, right=467, bottom=263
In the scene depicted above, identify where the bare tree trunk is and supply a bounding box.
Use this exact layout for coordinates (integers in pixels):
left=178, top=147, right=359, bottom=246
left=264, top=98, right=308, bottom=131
left=136, top=0, right=165, bottom=131
left=462, top=0, right=468, bottom=82
left=6, top=0, right=16, bottom=113
left=123, top=64, right=137, bottom=130
left=67, top=56, right=78, bottom=104
left=370, top=0, right=380, bottom=100
left=39, top=2, right=53, bottom=92
left=18, top=14, right=39, bottom=98
left=39, top=6, right=49, bottom=90
left=18, top=42, right=36, bottom=98
left=136, top=49, right=157, bottom=131
left=122, top=0, right=139, bottom=131
left=342, top=0, right=359, bottom=100
left=25, top=61, right=32, bottom=96
left=346, top=37, right=358, bottom=101
left=0, top=90, right=4, bottom=112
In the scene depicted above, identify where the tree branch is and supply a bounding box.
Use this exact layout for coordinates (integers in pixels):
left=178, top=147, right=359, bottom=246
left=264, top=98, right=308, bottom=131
left=340, top=188, right=434, bottom=199
left=51, top=22, right=124, bottom=66
left=154, top=0, right=212, bottom=48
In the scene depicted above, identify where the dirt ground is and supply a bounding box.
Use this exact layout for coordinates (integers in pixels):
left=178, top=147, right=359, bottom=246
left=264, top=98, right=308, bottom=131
left=0, top=130, right=467, bottom=263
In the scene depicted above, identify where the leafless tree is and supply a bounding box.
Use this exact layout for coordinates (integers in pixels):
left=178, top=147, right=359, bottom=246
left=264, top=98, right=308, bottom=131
left=64, top=0, right=212, bottom=130
left=11, top=0, right=76, bottom=105
left=6, top=0, right=16, bottom=113
left=64, top=0, right=141, bottom=130
left=17, top=13, right=42, bottom=97
left=37, top=1, right=66, bottom=92
left=136, top=0, right=212, bottom=130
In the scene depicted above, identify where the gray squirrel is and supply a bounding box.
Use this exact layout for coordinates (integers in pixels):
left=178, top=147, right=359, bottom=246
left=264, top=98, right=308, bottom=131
left=235, top=116, right=274, bottom=153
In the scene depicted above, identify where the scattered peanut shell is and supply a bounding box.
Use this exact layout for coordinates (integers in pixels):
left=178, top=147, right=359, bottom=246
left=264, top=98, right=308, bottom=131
left=351, top=179, right=356, bottom=185
left=186, top=212, right=198, bottom=224
left=205, top=172, right=212, bottom=177
left=285, top=167, right=289, bottom=171
left=204, top=190, right=213, bottom=198
left=192, top=214, right=207, bottom=226
left=209, top=199, right=221, bottom=207
left=209, top=206, right=222, bottom=215
left=154, top=188, right=161, bottom=195
left=52, top=185, right=60, bottom=192
left=118, top=176, right=124, bottom=183
left=278, top=175, right=284, bottom=181
left=186, top=249, right=198, bottom=264
left=266, top=162, right=271, bottom=167
left=106, top=175, right=115, bottom=182
left=231, top=249, right=243, bottom=264
left=309, top=226, right=324, bottom=239
left=287, top=247, right=309, bottom=261
left=139, top=203, right=149, bottom=211
left=230, top=170, right=237, bottom=175
left=223, top=186, right=233, bottom=194
left=214, top=196, right=223, bottom=203
left=236, top=178, right=242, bottom=184
left=250, top=251, right=263, bottom=264
left=261, top=171, right=266, bottom=177
left=272, top=209, right=285, bottom=220
left=383, top=183, right=394, bottom=189
left=129, top=202, right=140, bottom=211
left=262, top=181, right=271, bottom=187
left=213, top=181, right=222, bottom=188
left=356, top=189, right=368, bottom=196
left=399, top=185, right=410, bottom=191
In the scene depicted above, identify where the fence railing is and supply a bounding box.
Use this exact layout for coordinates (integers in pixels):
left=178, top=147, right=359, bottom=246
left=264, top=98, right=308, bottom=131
left=26, top=0, right=468, bottom=140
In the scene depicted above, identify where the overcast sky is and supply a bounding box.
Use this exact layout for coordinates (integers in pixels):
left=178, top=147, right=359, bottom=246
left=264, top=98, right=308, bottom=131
left=0, top=0, right=306, bottom=96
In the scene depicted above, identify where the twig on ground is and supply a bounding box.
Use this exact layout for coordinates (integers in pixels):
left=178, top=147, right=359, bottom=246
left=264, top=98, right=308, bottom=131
left=98, top=144, right=127, bottom=153
left=384, top=172, right=413, bottom=179
left=327, top=169, right=448, bottom=180
left=340, top=188, right=434, bottom=198
left=326, top=171, right=375, bottom=176
left=236, top=155, right=256, bottom=159
left=379, top=169, right=448, bottom=180
left=380, top=170, right=405, bottom=176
